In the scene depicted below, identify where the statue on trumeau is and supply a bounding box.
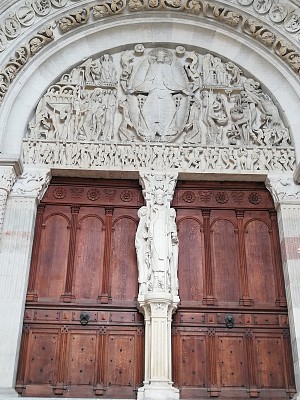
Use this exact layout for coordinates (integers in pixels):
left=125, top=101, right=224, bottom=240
left=137, top=173, right=179, bottom=296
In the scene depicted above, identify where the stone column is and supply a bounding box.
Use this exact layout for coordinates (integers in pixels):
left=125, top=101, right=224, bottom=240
left=0, top=167, right=51, bottom=397
left=266, top=173, right=300, bottom=399
left=137, top=172, right=180, bottom=400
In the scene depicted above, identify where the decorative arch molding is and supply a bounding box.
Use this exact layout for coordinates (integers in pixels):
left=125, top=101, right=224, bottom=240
left=1, top=14, right=300, bottom=165
left=1, top=0, right=300, bottom=57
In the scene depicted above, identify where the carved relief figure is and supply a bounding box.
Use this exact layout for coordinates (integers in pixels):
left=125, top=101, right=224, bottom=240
left=136, top=206, right=150, bottom=294
left=127, top=48, right=191, bottom=142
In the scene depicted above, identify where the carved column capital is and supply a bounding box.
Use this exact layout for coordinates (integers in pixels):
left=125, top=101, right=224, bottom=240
left=0, top=158, right=22, bottom=192
left=266, top=173, right=300, bottom=207
left=0, top=159, right=23, bottom=239
left=139, top=171, right=178, bottom=204
left=11, top=168, right=51, bottom=202
left=0, top=168, right=16, bottom=193
left=138, top=293, right=179, bottom=318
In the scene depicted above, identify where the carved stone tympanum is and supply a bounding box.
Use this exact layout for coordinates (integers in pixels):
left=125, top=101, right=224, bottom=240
left=23, top=45, right=295, bottom=173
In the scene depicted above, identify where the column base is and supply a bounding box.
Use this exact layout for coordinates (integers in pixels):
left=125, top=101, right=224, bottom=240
left=137, top=382, right=179, bottom=400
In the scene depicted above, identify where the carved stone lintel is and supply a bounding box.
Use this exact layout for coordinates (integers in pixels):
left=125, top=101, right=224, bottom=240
left=11, top=168, right=51, bottom=201
left=266, top=173, right=300, bottom=207
left=22, top=140, right=296, bottom=173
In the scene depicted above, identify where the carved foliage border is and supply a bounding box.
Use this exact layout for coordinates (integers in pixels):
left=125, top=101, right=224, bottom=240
left=0, top=0, right=299, bottom=54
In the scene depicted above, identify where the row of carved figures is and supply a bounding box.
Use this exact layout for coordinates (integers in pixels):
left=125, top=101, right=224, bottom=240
left=22, top=141, right=295, bottom=171
left=27, top=47, right=291, bottom=147
left=28, top=85, right=290, bottom=147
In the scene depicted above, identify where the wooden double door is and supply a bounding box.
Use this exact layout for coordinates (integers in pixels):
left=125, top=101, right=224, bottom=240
left=16, top=178, right=296, bottom=399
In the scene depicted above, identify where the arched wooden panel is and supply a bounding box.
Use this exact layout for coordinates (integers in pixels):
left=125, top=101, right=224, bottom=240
left=177, top=217, right=204, bottom=301
left=110, top=217, right=138, bottom=301
left=73, top=214, right=105, bottom=300
left=211, top=219, right=240, bottom=303
left=245, top=220, right=276, bottom=305
left=36, top=213, right=70, bottom=299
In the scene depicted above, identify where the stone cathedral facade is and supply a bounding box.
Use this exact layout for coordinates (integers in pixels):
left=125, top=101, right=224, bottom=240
left=0, top=0, right=300, bottom=399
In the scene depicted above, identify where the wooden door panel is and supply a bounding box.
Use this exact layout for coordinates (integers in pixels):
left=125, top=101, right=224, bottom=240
left=107, top=333, right=136, bottom=386
left=36, top=212, right=70, bottom=299
left=67, top=332, right=97, bottom=385
left=17, top=179, right=296, bottom=398
left=245, top=219, right=276, bottom=305
left=211, top=218, right=240, bottom=303
left=216, top=335, right=246, bottom=388
left=26, top=330, right=59, bottom=385
left=177, top=214, right=204, bottom=301
left=73, top=213, right=105, bottom=300
left=255, top=335, right=286, bottom=388
left=178, top=334, right=207, bottom=387
left=110, top=215, right=138, bottom=301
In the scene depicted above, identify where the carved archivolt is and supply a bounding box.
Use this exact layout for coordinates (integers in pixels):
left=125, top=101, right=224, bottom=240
left=22, top=45, right=295, bottom=172
left=0, top=0, right=299, bottom=54
left=1, top=2, right=300, bottom=107
left=0, top=26, right=54, bottom=105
